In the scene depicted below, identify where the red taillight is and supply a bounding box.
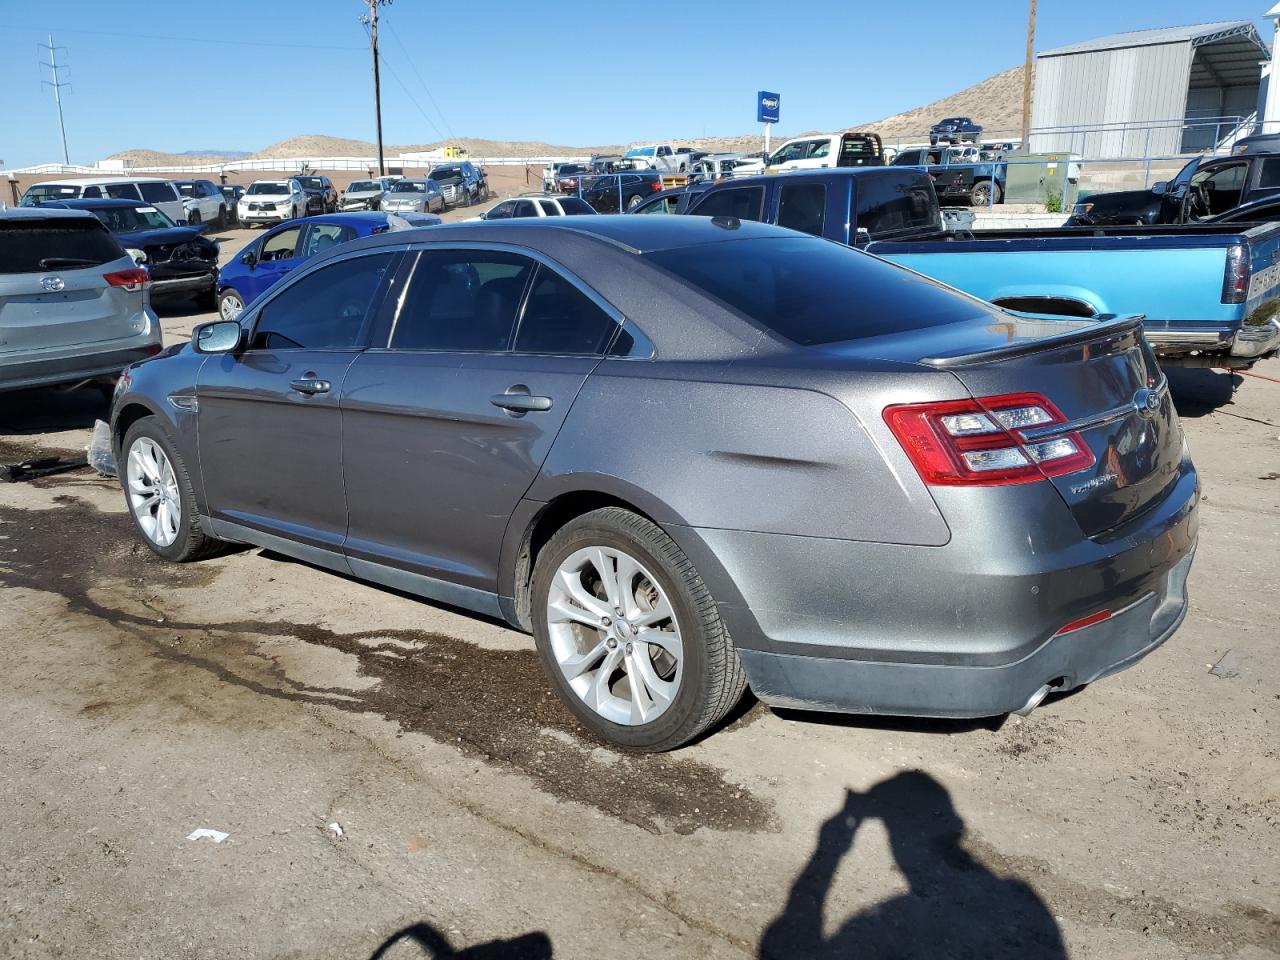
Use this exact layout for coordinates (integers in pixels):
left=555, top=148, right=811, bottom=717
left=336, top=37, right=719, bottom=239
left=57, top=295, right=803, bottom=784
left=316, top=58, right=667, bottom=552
left=1222, top=243, right=1249, bottom=304
left=651, top=180, right=662, bottom=191
left=103, top=267, right=151, bottom=292
left=1053, top=608, right=1112, bottom=636
left=883, top=392, right=1094, bottom=486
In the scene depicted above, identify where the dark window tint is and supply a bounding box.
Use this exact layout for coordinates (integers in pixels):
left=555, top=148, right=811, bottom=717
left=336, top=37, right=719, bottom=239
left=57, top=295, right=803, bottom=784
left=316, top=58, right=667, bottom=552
left=0, top=217, right=123, bottom=274
left=690, top=186, right=764, bottom=221
left=855, top=174, right=940, bottom=238
left=22, top=184, right=81, bottom=204
left=606, top=324, right=654, bottom=358
left=250, top=252, right=395, bottom=350
left=386, top=250, right=534, bottom=351
left=301, top=223, right=355, bottom=257
left=646, top=237, right=979, bottom=346
left=557, top=197, right=595, bottom=215
left=138, top=182, right=177, bottom=204
left=514, top=266, right=617, bottom=355
left=538, top=200, right=561, bottom=216
left=778, top=182, right=826, bottom=236
left=82, top=185, right=102, bottom=198
left=1259, top=159, right=1280, bottom=189
left=105, top=183, right=142, bottom=200
left=513, top=200, right=538, bottom=218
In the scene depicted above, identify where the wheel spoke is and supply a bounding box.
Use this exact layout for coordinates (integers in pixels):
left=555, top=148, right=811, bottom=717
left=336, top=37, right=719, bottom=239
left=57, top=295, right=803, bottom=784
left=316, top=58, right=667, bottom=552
left=548, top=597, right=607, bottom=631
left=633, top=595, right=673, bottom=628
left=588, top=647, right=623, bottom=710
left=589, top=547, right=621, bottom=610
left=554, top=569, right=610, bottom=622
left=627, top=648, right=675, bottom=721
left=559, top=639, right=608, bottom=681
left=639, top=626, right=681, bottom=659
left=613, top=553, right=642, bottom=618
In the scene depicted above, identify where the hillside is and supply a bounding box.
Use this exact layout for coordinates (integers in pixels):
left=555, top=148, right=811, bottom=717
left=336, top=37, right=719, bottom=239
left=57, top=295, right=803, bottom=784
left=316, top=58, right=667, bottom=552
left=105, top=66, right=1028, bottom=167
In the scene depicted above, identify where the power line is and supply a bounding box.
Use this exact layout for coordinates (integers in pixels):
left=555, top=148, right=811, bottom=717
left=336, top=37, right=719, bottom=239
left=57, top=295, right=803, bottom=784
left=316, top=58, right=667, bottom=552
left=11, top=23, right=363, bottom=51
left=39, top=34, right=70, bottom=165
left=382, top=17, right=456, bottom=142
left=359, top=19, right=447, bottom=145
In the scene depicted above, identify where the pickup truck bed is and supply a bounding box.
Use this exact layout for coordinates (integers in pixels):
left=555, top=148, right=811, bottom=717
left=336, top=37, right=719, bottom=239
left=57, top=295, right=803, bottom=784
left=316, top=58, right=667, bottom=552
left=868, top=222, right=1280, bottom=368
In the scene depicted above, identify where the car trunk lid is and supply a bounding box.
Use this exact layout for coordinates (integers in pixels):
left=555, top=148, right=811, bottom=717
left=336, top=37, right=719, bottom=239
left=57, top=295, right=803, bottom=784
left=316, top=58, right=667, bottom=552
left=855, top=314, right=1184, bottom=537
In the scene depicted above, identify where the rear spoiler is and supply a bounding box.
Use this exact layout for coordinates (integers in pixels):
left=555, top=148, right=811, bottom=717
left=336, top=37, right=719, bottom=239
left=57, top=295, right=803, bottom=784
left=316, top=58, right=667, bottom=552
left=920, top=314, right=1145, bottom=368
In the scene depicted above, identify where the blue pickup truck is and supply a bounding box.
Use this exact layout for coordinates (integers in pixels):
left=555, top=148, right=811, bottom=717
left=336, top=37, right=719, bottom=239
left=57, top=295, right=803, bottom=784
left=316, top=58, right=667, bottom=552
left=667, top=168, right=1280, bottom=368
left=892, top=145, right=1007, bottom=206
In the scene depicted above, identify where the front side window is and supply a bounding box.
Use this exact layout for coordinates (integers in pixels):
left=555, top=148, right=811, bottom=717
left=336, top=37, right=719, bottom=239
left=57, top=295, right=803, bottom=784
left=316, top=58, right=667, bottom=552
left=484, top=201, right=515, bottom=220
left=383, top=250, right=534, bottom=352
left=250, top=252, right=396, bottom=350
left=557, top=197, right=595, bottom=215
left=689, top=186, right=765, bottom=222
left=261, top=227, right=302, bottom=262
left=138, top=182, right=178, bottom=204
left=777, top=183, right=826, bottom=237
left=514, top=266, right=617, bottom=355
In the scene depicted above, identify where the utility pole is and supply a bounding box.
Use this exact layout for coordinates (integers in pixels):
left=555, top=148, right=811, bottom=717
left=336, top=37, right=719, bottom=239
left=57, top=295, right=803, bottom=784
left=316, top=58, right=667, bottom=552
left=1021, top=0, right=1037, bottom=150
left=361, top=0, right=391, bottom=176
left=40, top=34, right=71, bottom=165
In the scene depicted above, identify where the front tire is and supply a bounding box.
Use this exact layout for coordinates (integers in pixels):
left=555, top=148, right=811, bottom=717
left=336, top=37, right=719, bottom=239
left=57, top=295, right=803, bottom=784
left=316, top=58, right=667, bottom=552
left=121, top=419, right=224, bottom=562
left=188, top=209, right=202, bottom=226
left=217, top=288, right=245, bottom=320
left=531, top=507, right=746, bottom=752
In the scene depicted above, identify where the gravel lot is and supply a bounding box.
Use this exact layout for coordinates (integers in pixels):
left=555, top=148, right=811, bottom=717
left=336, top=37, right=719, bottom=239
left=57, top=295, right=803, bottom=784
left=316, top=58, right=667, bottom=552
left=0, top=229, right=1277, bottom=959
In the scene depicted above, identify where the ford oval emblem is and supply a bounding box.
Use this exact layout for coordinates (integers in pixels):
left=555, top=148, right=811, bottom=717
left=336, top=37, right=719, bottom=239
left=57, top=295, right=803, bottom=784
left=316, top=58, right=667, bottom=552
left=41, top=276, right=65, bottom=292
left=1134, top=388, right=1160, bottom=418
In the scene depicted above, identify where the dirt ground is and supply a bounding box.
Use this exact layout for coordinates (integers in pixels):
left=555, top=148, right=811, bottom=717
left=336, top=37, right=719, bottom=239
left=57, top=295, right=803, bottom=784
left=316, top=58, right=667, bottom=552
left=0, top=243, right=1277, bottom=958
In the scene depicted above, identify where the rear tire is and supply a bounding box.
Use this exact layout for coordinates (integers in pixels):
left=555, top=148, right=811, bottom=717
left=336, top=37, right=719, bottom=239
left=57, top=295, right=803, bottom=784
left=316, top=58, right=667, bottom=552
left=216, top=205, right=227, bottom=228
left=188, top=210, right=201, bottom=226
left=531, top=507, right=747, bottom=752
left=626, top=194, right=643, bottom=211
left=970, top=180, right=1002, bottom=206
left=121, top=418, right=225, bottom=563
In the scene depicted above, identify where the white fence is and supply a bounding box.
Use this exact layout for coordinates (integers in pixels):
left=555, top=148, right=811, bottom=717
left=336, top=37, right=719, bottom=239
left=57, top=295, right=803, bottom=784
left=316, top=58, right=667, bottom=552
left=2, top=155, right=592, bottom=177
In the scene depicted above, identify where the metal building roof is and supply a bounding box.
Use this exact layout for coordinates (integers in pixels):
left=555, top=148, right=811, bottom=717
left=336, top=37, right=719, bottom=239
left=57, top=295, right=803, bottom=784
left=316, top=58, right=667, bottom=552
left=1039, top=20, right=1270, bottom=88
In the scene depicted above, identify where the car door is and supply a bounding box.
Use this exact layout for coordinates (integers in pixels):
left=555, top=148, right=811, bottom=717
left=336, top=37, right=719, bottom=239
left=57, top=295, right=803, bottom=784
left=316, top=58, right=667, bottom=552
left=196, top=249, right=401, bottom=555
left=340, top=247, right=621, bottom=598
left=244, top=224, right=304, bottom=304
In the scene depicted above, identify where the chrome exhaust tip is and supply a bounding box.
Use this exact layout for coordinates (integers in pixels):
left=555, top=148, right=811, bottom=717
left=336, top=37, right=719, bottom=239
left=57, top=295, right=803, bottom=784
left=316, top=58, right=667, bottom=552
left=1011, top=677, right=1068, bottom=717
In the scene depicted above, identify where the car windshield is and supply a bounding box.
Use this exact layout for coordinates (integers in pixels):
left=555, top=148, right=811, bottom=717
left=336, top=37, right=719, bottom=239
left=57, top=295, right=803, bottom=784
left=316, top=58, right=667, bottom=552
left=247, top=182, right=289, bottom=195
left=645, top=236, right=979, bottom=346
left=298, top=178, right=324, bottom=189
left=430, top=167, right=463, bottom=180
left=624, top=147, right=655, bottom=158
left=0, top=217, right=124, bottom=274
left=91, top=205, right=177, bottom=232
left=20, top=184, right=81, bottom=204
left=176, top=183, right=198, bottom=197
left=348, top=181, right=379, bottom=192
left=392, top=181, right=426, bottom=193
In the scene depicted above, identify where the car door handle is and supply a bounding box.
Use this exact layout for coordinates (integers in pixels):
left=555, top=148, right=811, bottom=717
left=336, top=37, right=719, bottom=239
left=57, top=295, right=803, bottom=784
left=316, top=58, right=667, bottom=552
left=490, top=385, right=552, bottom=415
left=289, top=377, right=330, bottom=395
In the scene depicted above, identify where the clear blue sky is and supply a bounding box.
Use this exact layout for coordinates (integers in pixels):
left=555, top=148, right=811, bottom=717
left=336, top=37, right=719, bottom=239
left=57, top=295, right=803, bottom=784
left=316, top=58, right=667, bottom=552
left=1, top=0, right=1272, bottom=167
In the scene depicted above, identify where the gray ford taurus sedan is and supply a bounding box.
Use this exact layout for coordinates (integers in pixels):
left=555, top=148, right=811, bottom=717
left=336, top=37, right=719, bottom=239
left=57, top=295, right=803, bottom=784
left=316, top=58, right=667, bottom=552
left=110, top=216, right=1198, bottom=750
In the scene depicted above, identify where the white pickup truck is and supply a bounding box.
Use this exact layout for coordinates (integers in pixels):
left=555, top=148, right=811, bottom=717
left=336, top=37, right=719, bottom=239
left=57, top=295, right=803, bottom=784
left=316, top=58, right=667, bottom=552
left=734, top=132, right=885, bottom=174
left=621, top=144, right=688, bottom=173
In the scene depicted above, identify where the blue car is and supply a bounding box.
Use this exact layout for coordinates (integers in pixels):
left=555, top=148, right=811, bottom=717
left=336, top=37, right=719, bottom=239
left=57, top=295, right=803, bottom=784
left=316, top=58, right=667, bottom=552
left=215, top=211, right=440, bottom=319
left=35, top=197, right=220, bottom=306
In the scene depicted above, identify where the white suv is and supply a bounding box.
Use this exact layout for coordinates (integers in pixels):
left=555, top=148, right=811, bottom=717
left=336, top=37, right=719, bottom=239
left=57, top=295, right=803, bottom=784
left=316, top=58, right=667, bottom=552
left=174, top=180, right=228, bottom=227
left=237, top=180, right=307, bottom=225
left=19, top=177, right=185, bottom=224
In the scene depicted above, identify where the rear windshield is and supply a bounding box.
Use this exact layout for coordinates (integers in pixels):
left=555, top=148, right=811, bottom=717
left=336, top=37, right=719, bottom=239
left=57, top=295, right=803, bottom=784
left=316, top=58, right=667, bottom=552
left=20, top=184, right=81, bottom=204
left=855, top=175, right=942, bottom=238
left=0, top=218, right=124, bottom=274
left=138, top=182, right=178, bottom=204
left=644, top=236, right=976, bottom=346
left=557, top=197, right=596, bottom=215
left=431, top=166, right=464, bottom=180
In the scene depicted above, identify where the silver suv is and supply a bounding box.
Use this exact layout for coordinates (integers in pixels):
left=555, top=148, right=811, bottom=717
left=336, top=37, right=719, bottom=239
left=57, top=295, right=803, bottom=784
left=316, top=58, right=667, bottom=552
left=428, top=161, right=489, bottom=206
left=0, top=208, right=162, bottom=393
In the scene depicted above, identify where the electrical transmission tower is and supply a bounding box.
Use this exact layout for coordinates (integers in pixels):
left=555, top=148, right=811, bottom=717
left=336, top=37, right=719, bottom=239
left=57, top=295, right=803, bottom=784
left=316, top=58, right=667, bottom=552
left=39, top=34, right=71, bottom=165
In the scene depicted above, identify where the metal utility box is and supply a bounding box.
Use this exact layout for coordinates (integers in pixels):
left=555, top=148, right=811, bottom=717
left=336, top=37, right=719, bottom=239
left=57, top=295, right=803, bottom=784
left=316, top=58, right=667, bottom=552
left=1004, top=154, right=1079, bottom=207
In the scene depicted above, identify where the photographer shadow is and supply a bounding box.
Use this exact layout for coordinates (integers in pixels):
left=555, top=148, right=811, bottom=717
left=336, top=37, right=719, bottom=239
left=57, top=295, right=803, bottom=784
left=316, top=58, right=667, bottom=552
left=759, top=771, right=1066, bottom=959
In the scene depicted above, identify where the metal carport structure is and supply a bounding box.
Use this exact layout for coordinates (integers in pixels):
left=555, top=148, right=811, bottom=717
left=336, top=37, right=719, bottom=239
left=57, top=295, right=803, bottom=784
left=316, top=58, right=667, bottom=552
left=1029, top=21, right=1270, bottom=158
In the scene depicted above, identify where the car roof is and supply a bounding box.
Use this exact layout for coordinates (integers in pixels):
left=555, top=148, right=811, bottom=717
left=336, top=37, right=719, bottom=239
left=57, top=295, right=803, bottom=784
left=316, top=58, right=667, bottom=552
left=36, top=198, right=161, bottom=210
left=28, top=176, right=172, bottom=186
left=0, top=206, right=102, bottom=221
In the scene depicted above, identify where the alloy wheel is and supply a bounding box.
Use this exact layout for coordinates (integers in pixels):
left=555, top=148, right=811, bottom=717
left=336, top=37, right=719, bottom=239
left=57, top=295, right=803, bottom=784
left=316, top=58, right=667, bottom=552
left=126, top=437, right=181, bottom=548
left=219, top=293, right=244, bottom=320
left=545, top=546, right=683, bottom=726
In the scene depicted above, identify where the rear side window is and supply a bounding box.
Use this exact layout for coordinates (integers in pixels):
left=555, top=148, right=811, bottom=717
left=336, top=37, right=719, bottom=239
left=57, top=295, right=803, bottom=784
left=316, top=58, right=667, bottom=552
left=251, top=252, right=396, bottom=350
left=0, top=217, right=124, bottom=274
left=105, top=183, right=142, bottom=201
left=138, top=182, right=178, bottom=204
left=557, top=197, right=595, bottom=215
left=855, top=175, right=940, bottom=238
left=777, top=183, right=826, bottom=237
left=538, top=200, right=561, bottom=216
left=1257, top=158, right=1280, bottom=189
left=690, top=186, right=764, bottom=221
left=384, top=250, right=534, bottom=352
left=645, top=236, right=979, bottom=346
left=513, top=200, right=537, bottom=218
left=513, top=266, right=617, bottom=355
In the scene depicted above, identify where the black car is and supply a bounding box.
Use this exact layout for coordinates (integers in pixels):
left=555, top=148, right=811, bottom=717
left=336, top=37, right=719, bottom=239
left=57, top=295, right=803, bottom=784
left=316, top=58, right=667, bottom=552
left=1232, top=132, right=1280, bottom=156
left=626, top=183, right=712, bottom=216
left=581, top=172, right=665, bottom=212
left=929, top=117, right=982, bottom=145
left=219, top=185, right=245, bottom=223
left=1067, top=152, right=1280, bottom=226
left=297, top=176, right=338, bottom=215
left=41, top=198, right=219, bottom=307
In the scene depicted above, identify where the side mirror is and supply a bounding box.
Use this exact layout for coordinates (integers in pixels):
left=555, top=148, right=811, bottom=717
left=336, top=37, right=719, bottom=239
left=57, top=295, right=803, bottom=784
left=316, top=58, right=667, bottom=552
left=1151, top=181, right=1168, bottom=196
left=241, top=250, right=257, bottom=270
left=127, top=247, right=147, bottom=265
left=192, top=320, right=243, bottom=354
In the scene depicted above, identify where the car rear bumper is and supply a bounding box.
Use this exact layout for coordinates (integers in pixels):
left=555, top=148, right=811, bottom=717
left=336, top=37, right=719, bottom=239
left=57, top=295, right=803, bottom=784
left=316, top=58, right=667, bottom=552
left=670, top=461, right=1198, bottom=718
left=0, top=335, right=163, bottom=393
left=149, top=272, right=216, bottom=299
left=1144, top=319, right=1280, bottom=361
